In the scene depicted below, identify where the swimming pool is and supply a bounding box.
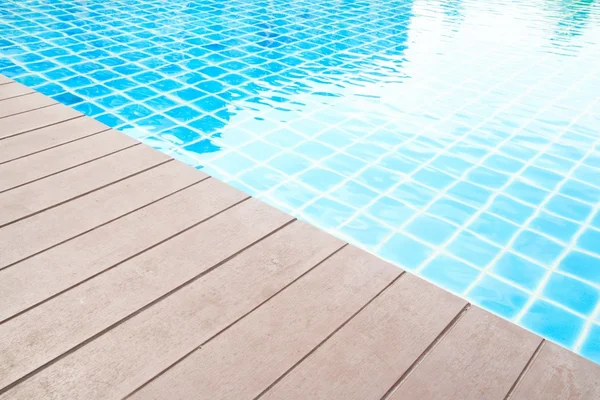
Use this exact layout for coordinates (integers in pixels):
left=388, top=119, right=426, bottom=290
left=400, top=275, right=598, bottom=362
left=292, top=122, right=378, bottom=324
left=2, top=0, right=599, bottom=362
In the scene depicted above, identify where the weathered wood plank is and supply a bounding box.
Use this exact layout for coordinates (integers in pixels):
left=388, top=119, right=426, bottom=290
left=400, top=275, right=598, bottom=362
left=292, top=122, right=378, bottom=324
left=0, top=198, right=292, bottom=392
left=128, top=246, right=401, bottom=400
left=0, top=130, right=139, bottom=192
left=510, top=342, right=600, bottom=400
left=261, top=274, right=466, bottom=400
left=0, top=118, right=109, bottom=163
left=0, top=161, right=203, bottom=269
left=0, top=178, right=246, bottom=321
left=0, top=144, right=169, bottom=226
left=388, top=307, right=541, bottom=400
left=0, top=104, right=81, bottom=139
left=1, top=221, right=344, bottom=399
left=0, top=92, right=55, bottom=119
left=0, top=82, right=33, bottom=101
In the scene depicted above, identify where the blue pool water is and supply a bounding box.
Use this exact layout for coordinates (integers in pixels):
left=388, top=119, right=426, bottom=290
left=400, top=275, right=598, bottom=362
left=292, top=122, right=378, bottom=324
left=2, top=0, right=600, bottom=361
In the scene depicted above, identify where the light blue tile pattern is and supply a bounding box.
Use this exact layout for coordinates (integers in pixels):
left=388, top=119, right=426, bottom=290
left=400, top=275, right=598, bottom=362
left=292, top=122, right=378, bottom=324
left=1, top=0, right=599, bottom=362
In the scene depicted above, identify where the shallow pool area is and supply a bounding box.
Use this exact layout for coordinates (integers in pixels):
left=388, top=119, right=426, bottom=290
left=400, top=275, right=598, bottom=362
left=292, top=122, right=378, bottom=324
left=1, top=0, right=599, bottom=362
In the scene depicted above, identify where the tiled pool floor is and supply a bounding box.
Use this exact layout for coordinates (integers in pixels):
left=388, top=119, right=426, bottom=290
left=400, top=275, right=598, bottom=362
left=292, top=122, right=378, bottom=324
left=1, top=0, right=600, bottom=361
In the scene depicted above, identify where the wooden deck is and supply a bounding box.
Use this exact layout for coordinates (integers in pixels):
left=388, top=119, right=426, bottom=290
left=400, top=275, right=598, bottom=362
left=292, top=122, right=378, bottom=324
left=1, top=77, right=599, bottom=399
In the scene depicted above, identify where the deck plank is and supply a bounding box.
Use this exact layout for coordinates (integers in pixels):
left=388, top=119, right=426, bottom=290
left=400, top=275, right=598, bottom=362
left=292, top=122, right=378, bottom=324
left=0, top=161, right=203, bottom=270
left=0, top=117, right=109, bottom=163
left=0, top=198, right=291, bottom=392
left=0, top=92, right=55, bottom=119
left=388, top=307, right=542, bottom=400
left=1, top=222, right=344, bottom=399
left=261, top=274, right=467, bottom=400
left=0, top=130, right=139, bottom=192
left=128, top=246, right=401, bottom=400
left=0, top=144, right=169, bottom=226
left=0, top=103, right=81, bottom=139
left=0, top=75, right=11, bottom=85
left=0, top=178, right=249, bottom=321
left=0, top=82, right=34, bottom=101
left=510, top=342, right=600, bottom=400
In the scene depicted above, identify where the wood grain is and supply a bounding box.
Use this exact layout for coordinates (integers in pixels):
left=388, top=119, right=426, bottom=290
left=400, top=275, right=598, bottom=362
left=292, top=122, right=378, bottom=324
left=0, top=130, right=138, bottom=192
left=0, top=104, right=81, bottom=139
left=0, top=92, right=55, bottom=119
left=2, top=221, right=343, bottom=399
left=510, top=342, right=600, bottom=400
left=388, top=307, right=542, bottom=400
left=0, top=82, right=33, bottom=101
left=261, top=274, right=467, bottom=400
left=0, top=118, right=109, bottom=163
left=129, top=246, right=401, bottom=400
left=0, top=161, right=202, bottom=269
left=0, top=198, right=291, bottom=392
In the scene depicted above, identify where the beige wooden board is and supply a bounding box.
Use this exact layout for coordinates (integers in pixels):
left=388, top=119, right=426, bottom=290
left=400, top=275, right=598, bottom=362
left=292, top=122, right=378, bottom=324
left=388, top=307, right=542, bottom=400
left=2, top=222, right=344, bottom=399
left=0, top=103, right=82, bottom=139
left=0, top=161, right=204, bottom=269
left=0, top=198, right=291, bottom=392
left=0, top=82, right=33, bottom=101
left=0, top=117, right=109, bottom=163
left=0, top=144, right=169, bottom=226
left=0, top=75, right=11, bottom=85
left=0, top=92, right=55, bottom=119
left=129, top=246, right=401, bottom=400
left=0, top=177, right=246, bottom=321
left=510, top=341, right=600, bottom=400
left=261, top=273, right=467, bottom=400
left=0, top=130, right=138, bottom=192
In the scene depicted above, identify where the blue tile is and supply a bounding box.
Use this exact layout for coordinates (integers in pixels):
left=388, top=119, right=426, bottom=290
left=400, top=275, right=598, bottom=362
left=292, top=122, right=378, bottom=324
left=579, top=324, right=600, bottom=364
left=421, top=255, right=480, bottom=294
left=447, top=181, right=492, bottom=207
left=486, top=195, right=534, bottom=224
left=269, top=152, right=312, bottom=175
left=357, top=166, right=403, bottom=192
left=512, top=230, right=564, bottom=265
left=367, top=196, right=414, bottom=227
left=72, top=102, right=104, bottom=117
left=269, top=181, right=319, bottom=210
left=490, top=252, right=546, bottom=291
left=210, top=152, right=254, bottom=175
left=125, top=87, right=158, bottom=101
left=158, top=126, right=201, bottom=145
left=467, top=166, right=510, bottom=189
left=340, top=214, right=391, bottom=248
left=53, top=92, right=83, bottom=106
left=165, top=106, right=202, bottom=123
left=543, top=273, right=599, bottom=316
left=559, top=251, right=600, bottom=285
left=577, top=228, right=600, bottom=256
left=322, top=153, right=367, bottom=177
left=193, top=95, right=225, bottom=112
left=298, top=168, right=345, bottom=192
left=405, top=215, right=456, bottom=245
left=115, top=104, right=153, bottom=121
left=380, top=233, right=433, bottom=270
left=529, top=212, right=580, bottom=243
left=521, top=166, right=563, bottom=191
left=505, top=180, right=549, bottom=205
left=468, top=275, right=529, bottom=319
left=426, top=198, right=477, bottom=225
left=240, top=141, right=280, bottom=162
left=468, top=213, right=519, bottom=246
left=413, top=167, right=454, bottom=190
left=561, top=180, right=600, bottom=204
left=447, top=231, right=501, bottom=267
left=302, top=197, right=355, bottom=229
left=330, top=181, right=377, bottom=209
left=520, top=300, right=585, bottom=348
left=144, top=96, right=177, bottom=111
left=391, top=181, right=436, bottom=207
left=545, top=195, right=592, bottom=222
left=95, top=113, right=125, bottom=128
left=238, top=166, right=284, bottom=191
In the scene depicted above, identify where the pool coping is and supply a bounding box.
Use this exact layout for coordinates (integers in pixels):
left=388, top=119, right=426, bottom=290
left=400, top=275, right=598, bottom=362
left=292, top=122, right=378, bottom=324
left=1, top=77, right=599, bottom=399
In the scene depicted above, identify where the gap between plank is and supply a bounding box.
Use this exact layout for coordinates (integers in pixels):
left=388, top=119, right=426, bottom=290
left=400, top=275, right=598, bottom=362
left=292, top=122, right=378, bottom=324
left=0, top=176, right=211, bottom=325
left=0, top=113, right=83, bottom=141
left=503, top=340, right=546, bottom=400
left=0, top=148, right=169, bottom=229
left=380, top=302, right=473, bottom=400
left=253, top=270, right=407, bottom=400
left=123, top=241, right=349, bottom=400
left=0, top=141, right=140, bottom=194
left=0, top=202, right=292, bottom=396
